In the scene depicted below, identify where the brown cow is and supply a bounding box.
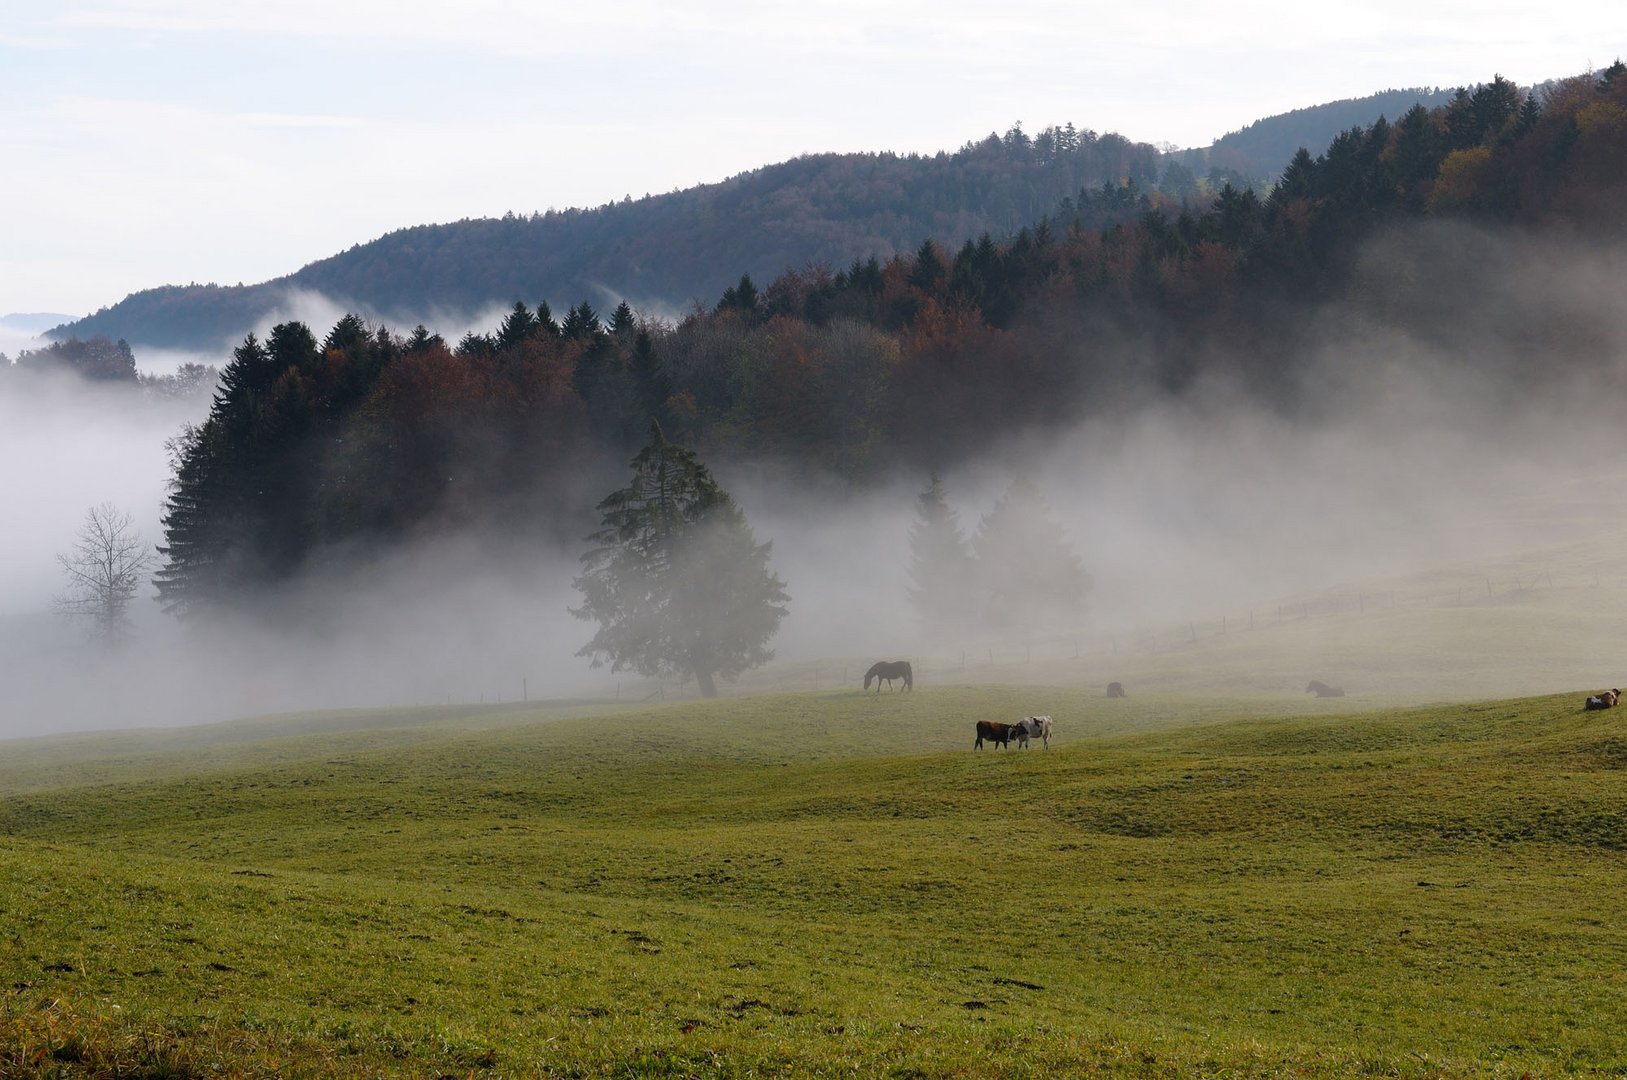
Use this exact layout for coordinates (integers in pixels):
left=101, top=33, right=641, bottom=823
left=1106, top=682, right=1126, bottom=698
left=1306, top=680, right=1345, bottom=698
left=974, top=720, right=1018, bottom=749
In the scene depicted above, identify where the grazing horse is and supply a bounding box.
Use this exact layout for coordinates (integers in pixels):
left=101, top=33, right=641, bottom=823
left=1306, top=680, right=1345, bottom=698
left=1106, top=682, right=1126, bottom=698
left=1585, top=689, right=1621, bottom=710
left=864, top=660, right=913, bottom=692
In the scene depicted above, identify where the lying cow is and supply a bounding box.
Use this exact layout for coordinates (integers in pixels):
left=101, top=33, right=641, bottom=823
left=1585, top=689, right=1621, bottom=710
left=974, top=720, right=1018, bottom=749
left=1013, top=715, right=1054, bottom=749
left=1106, top=682, right=1126, bottom=698
left=1306, top=680, right=1345, bottom=698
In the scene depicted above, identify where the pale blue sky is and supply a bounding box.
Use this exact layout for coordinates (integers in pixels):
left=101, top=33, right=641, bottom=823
left=2, top=0, right=1623, bottom=320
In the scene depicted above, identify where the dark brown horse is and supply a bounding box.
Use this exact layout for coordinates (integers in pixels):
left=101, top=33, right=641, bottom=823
left=864, top=660, right=913, bottom=692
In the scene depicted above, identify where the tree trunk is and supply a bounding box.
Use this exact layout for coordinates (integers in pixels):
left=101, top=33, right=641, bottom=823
left=695, top=669, right=718, bottom=698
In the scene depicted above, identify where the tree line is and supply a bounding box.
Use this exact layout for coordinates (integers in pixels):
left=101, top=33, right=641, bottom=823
left=1, top=334, right=218, bottom=399
left=150, top=66, right=1626, bottom=617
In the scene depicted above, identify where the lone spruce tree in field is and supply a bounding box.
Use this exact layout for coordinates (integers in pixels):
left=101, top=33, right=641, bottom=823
left=572, top=422, right=789, bottom=697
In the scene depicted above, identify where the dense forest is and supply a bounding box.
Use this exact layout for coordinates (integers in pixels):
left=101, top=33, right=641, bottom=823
left=52, top=89, right=1470, bottom=356
left=1176, top=87, right=1459, bottom=180
left=150, top=67, right=1627, bottom=619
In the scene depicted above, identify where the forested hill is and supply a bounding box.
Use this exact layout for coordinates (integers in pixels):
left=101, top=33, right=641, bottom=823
left=152, top=67, right=1627, bottom=621
left=1178, top=87, right=1460, bottom=180
left=56, top=127, right=1166, bottom=352
left=56, top=83, right=1460, bottom=353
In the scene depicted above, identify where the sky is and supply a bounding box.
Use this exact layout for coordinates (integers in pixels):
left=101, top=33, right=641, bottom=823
left=1, top=0, right=1624, bottom=326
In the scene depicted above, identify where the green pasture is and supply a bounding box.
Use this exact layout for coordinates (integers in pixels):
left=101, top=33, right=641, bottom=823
left=3, top=685, right=1627, bottom=1077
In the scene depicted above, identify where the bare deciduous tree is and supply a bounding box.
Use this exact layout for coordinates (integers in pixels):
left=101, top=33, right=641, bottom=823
left=55, top=503, right=155, bottom=641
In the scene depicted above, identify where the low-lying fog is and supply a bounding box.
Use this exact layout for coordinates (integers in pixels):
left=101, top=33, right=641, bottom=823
left=3, top=222, right=1626, bottom=740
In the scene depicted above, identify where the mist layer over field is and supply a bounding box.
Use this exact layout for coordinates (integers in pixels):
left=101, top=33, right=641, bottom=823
left=3, top=222, right=1626, bottom=739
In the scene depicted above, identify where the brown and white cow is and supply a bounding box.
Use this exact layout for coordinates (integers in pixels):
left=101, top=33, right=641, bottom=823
left=974, top=720, right=1018, bottom=749
left=1585, top=688, right=1621, bottom=710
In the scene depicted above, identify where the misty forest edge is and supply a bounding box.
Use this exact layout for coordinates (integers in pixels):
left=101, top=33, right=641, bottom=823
left=8, top=67, right=1627, bottom=689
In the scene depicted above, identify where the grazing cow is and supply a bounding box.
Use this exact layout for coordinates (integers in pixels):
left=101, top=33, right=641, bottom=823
left=865, top=660, right=914, bottom=692
left=974, top=720, right=1018, bottom=749
left=1585, top=688, right=1621, bottom=710
left=1306, top=680, right=1345, bottom=698
left=1106, top=682, right=1126, bottom=698
left=1013, top=715, right=1054, bottom=749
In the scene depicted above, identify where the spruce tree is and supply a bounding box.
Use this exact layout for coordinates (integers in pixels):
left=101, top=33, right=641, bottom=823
left=970, top=478, right=1090, bottom=632
left=907, top=473, right=974, bottom=633
left=496, top=301, right=538, bottom=350
left=572, top=422, right=788, bottom=697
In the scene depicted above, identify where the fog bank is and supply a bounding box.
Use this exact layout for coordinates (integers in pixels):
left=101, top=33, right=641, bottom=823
left=4, top=221, right=1627, bottom=739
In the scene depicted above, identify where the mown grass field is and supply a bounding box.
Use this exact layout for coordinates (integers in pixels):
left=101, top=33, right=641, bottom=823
left=3, top=685, right=1627, bottom=1077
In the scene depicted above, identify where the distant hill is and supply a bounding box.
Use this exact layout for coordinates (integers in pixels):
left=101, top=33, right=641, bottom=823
left=56, top=127, right=1166, bottom=352
left=54, top=85, right=1474, bottom=353
left=1178, top=87, right=1460, bottom=180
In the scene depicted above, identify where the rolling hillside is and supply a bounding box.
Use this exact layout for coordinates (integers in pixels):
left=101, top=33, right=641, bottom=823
left=3, top=681, right=1627, bottom=1076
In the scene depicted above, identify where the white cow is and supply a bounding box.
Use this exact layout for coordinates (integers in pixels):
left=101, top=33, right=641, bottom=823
left=1014, top=715, right=1053, bottom=749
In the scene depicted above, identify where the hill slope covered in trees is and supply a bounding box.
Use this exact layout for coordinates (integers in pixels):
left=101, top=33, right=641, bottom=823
left=57, top=127, right=1166, bottom=351
left=1176, top=86, right=1460, bottom=179
left=150, top=67, right=1627, bottom=621
left=55, top=85, right=1473, bottom=353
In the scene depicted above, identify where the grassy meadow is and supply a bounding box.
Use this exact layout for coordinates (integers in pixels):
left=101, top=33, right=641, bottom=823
left=4, top=681, right=1627, bottom=1077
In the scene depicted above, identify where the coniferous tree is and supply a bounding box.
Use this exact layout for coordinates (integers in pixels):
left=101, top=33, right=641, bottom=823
left=716, top=275, right=760, bottom=316
left=628, top=328, right=670, bottom=428
left=155, top=419, right=248, bottom=616
left=1390, top=104, right=1443, bottom=201
left=970, top=478, right=1090, bottom=632
left=496, top=301, right=538, bottom=350
left=909, top=240, right=948, bottom=291
left=255, top=320, right=316, bottom=380
left=456, top=330, right=496, bottom=358
left=907, top=473, right=975, bottom=633
left=1470, top=75, right=1521, bottom=141
left=561, top=301, right=602, bottom=340
left=406, top=324, right=445, bottom=352
left=572, top=422, right=788, bottom=697
left=535, top=301, right=561, bottom=338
